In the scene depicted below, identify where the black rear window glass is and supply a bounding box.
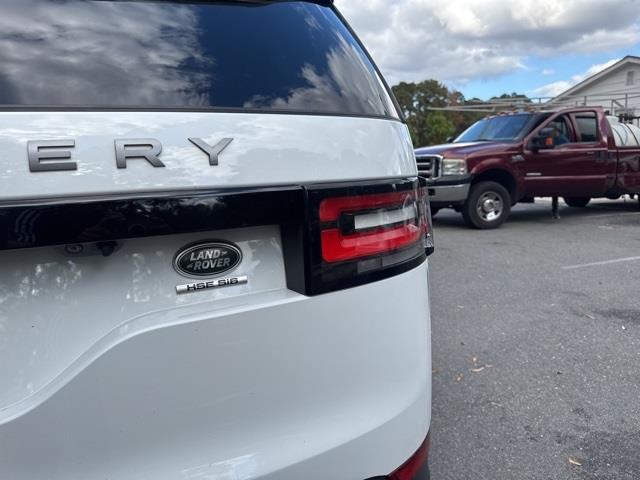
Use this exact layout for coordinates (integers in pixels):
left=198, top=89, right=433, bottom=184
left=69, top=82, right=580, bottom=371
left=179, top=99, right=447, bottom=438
left=0, top=0, right=397, bottom=118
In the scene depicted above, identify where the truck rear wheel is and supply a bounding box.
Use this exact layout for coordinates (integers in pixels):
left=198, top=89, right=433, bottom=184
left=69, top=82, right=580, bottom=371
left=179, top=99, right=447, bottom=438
left=564, top=197, right=591, bottom=208
left=462, top=181, right=511, bottom=229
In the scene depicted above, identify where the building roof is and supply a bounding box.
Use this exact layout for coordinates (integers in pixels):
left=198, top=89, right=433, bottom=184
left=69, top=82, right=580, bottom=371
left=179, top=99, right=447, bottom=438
left=551, top=55, right=640, bottom=103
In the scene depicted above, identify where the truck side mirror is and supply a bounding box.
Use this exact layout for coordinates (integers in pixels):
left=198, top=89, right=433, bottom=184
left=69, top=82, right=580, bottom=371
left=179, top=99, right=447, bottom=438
left=445, top=136, right=454, bottom=143
left=530, top=127, right=555, bottom=153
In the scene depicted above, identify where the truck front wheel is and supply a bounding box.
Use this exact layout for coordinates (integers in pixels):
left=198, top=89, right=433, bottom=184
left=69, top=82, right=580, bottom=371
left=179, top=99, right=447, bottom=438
left=462, top=181, right=511, bottom=229
left=564, top=197, right=591, bottom=208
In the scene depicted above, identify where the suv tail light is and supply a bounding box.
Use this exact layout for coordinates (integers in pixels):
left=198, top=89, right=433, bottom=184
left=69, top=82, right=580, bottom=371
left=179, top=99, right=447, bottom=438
left=282, top=178, right=433, bottom=296
left=319, top=190, right=422, bottom=263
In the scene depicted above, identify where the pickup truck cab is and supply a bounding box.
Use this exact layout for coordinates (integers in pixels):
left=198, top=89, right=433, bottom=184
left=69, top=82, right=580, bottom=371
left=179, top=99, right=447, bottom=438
left=416, top=107, right=640, bottom=228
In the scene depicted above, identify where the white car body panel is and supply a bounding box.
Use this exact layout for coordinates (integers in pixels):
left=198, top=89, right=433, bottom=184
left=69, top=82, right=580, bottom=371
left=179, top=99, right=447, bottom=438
left=0, top=225, right=287, bottom=412
left=0, top=112, right=416, bottom=201
left=0, top=264, right=430, bottom=480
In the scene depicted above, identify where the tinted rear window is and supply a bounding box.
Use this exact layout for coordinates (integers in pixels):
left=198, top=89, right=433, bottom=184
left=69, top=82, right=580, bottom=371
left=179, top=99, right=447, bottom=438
left=0, top=0, right=397, bottom=118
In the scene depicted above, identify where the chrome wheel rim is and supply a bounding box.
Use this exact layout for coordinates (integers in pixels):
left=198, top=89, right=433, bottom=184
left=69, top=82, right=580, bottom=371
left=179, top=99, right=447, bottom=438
left=476, top=191, right=503, bottom=222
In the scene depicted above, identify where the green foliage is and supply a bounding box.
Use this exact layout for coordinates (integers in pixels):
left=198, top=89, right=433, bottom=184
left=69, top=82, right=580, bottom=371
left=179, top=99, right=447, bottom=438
left=425, top=112, right=455, bottom=146
left=490, top=92, right=532, bottom=103
left=392, top=80, right=454, bottom=147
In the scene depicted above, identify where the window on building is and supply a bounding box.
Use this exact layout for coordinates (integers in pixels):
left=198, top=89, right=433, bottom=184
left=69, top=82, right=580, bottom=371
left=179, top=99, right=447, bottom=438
left=627, top=71, right=635, bottom=86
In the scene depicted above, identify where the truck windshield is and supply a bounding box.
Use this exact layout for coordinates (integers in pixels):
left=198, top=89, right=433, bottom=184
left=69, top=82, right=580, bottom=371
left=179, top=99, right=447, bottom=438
left=455, top=114, right=535, bottom=143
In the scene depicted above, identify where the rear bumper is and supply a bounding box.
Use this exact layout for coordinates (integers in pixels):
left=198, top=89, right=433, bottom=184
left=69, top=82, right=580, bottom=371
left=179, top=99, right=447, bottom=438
left=0, top=262, right=432, bottom=480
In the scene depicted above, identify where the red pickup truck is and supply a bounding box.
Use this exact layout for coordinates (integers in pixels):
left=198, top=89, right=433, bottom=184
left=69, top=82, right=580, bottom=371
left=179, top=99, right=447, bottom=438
left=415, top=106, right=640, bottom=228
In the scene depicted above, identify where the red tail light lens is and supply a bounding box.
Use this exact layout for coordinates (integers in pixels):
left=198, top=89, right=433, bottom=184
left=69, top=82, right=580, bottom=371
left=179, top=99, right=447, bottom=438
left=319, top=191, right=422, bottom=263
left=282, top=178, right=433, bottom=295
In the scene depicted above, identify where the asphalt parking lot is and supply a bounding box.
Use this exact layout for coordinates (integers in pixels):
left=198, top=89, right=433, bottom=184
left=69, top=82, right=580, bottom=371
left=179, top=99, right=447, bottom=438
left=428, top=198, right=640, bottom=480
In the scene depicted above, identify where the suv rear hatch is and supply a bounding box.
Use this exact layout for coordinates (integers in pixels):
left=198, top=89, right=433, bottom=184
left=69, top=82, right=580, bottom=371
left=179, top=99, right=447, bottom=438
left=0, top=2, right=427, bottom=479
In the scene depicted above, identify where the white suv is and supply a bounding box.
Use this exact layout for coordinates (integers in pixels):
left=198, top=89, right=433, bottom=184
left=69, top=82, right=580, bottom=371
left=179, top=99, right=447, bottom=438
left=0, top=1, right=433, bottom=479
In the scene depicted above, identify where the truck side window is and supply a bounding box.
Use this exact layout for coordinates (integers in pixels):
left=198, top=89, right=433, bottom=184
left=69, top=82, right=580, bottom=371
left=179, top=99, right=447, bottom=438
left=547, top=115, right=572, bottom=146
left=575, top=113, right=599, bottom=142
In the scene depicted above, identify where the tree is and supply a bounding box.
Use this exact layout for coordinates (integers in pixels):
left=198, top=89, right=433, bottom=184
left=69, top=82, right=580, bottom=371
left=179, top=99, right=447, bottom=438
left=392, top=80, right=455, bottom=146
left=425, top=112, right=455, bottom=146
left=447, top=90, right=484, bottom=138
left=489, top=92, right=533, bottom=106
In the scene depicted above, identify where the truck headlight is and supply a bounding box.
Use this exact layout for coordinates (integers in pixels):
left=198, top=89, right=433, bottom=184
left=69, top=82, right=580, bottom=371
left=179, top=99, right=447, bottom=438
left=441, top=158, right=467, bottom=176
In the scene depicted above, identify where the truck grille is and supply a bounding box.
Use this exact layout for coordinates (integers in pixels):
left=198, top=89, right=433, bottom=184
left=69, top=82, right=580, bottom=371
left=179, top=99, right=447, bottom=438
left=415, top=155, right=441, bottom=180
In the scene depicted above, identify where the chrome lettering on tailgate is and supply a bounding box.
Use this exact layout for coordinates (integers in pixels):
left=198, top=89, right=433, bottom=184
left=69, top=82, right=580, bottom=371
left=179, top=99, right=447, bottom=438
left=27, top=137, right=234, bottom=172
left=176, top=276, right=248, bottom=295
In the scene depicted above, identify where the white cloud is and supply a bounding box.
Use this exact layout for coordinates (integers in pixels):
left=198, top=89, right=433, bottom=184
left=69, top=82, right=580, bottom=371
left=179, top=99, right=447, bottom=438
left=336, top=0, right=640, bottom=86
left=583, top=59, right=623, bottom=78
left=532, top=58, right=620, bottom=98
left=0, top=0, right=210, bottom=106
left=541, top=69, right=555, bottom=76
left=532, top=81, right=573, bottom=98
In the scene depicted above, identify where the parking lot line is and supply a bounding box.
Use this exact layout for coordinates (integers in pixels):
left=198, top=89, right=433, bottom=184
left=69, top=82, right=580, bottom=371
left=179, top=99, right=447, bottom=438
left=562, top=256, right=640, bottom=270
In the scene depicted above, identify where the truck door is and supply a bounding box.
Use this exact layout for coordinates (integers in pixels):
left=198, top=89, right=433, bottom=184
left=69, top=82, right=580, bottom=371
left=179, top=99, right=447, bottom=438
left=521, top=110, right=610, bottom=197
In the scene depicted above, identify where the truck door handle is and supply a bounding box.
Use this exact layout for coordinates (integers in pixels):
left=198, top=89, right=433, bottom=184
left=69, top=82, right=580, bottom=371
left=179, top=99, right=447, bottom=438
left=585, top=151, right=595, bottom=156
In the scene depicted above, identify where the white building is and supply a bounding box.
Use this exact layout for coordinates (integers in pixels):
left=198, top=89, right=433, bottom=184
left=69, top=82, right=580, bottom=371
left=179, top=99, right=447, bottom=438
left=548, top=55, right=640, bottom=117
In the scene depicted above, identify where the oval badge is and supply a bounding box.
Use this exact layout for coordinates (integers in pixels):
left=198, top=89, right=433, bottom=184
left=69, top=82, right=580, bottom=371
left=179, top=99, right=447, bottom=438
left=174, top=241, right=242, bottom=278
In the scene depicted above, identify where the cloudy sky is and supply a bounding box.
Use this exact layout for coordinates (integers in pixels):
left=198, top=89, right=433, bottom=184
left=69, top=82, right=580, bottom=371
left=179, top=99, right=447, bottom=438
left=336, top=0, right=640, bottom=100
